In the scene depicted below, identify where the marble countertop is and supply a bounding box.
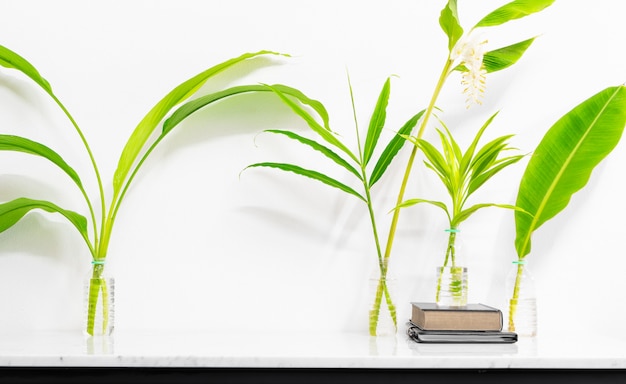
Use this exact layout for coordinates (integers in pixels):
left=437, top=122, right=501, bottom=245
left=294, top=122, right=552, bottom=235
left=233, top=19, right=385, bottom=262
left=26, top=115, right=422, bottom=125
left=0, top=329, right=624, bottom=369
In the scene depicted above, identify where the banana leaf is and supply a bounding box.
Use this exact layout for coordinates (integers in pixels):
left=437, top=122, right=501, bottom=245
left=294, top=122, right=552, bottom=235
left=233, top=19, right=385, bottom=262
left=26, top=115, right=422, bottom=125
left=515, top=85, right=626, bottom=258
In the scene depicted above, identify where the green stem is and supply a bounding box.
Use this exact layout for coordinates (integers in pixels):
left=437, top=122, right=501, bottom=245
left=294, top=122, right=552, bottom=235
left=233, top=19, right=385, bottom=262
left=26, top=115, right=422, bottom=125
left=48, top=92, right=104, bottom=251
left=508, top=261, right=524, bottom=332
left=382, top=58, right=453, bottom=265
left=86, top=262, right=109, bottom=336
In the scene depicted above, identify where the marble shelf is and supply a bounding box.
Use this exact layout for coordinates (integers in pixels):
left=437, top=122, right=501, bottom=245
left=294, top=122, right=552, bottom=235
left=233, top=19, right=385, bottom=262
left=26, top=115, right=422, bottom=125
left=1, top=329, right=625, bottom=382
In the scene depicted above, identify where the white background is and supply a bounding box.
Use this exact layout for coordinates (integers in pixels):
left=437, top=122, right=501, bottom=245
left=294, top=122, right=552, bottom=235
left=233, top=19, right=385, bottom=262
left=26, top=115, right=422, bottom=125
left=0, top=0, right=624, bottom=338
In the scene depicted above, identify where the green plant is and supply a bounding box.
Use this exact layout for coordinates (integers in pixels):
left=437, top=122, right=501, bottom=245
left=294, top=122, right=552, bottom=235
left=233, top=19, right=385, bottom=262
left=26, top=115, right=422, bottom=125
left=509, top=84, right=626, bottom=331
left=0, top=44, right=295, bottom=335
left=379, top=0, right=555, bottom=303
left=397, top=112, right=526, bottom=304
left=243, top=76, right=424, bottom=336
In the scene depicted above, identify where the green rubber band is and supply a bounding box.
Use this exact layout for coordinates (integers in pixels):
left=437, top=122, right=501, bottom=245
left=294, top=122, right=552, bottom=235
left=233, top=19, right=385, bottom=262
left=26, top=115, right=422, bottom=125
left=512, top=260, right=526, bottom=265
left=91, top=259, right=106, bottom=265
left=445, top=228, right=460, bottom=233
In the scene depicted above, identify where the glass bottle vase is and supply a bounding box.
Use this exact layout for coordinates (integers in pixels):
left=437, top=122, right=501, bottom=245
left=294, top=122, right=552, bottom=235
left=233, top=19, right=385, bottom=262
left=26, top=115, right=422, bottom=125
left=368, top=265, right=397, bottom=336
left=506, top=260, right=537, bottom=337
left=435, top=228, right=468, bottom=307
left=83, top=261, right=115, bottom=336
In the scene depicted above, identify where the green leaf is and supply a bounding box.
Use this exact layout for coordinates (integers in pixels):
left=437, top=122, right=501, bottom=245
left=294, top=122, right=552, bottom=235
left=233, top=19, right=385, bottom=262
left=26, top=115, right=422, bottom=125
left=0, top=197, right=88, bottom=240
left=0, top=44, right=52, bottom=93
left=467, top=154, right=524, bottom=196
left=416, top=138, right=450, bottom=180
left=455, top=203, right=523, bottom=226
left=474, top=0, right=555, bottom=28
left=439, top=0, right=464, bottom=51
left=113, top=50, right=286, bottom=199
left=265, top=84, right=358, bottom=163
left=263, top=129, right=362, bottom=180
left=245, top=162, right=365, bottom=202
left=395, top=198, right=451, bottom=223
left=460, top=112, right=499, bottom=176
left=0, top=135, right=83, bottom=188
left=515, top=85, right=626, bottom=259
left=369, top=110, right=425, bottom=187
left=363, top=77, right=391, bottom=165
left=483, top=38, right=535, bottom=73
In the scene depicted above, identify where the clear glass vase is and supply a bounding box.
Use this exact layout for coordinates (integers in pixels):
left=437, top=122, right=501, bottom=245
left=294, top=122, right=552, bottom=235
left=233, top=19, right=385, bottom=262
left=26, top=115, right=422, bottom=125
left=506, top=260, right=537, bottom=337
left=435, top=228, right=468, bottom=307
left=368, top=265, right=397, bottom=336
left=83, top=261, right=115, bottom=336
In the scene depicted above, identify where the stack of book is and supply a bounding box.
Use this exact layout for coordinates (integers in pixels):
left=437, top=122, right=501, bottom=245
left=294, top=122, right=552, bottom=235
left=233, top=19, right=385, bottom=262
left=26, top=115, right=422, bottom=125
left=406, top=302, right=517, bottom=343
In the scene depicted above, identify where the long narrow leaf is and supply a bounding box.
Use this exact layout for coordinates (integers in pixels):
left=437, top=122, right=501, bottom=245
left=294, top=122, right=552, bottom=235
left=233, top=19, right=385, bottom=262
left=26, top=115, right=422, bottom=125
left=467, top=155, right=524, bottom=196
left=369, top=110, right=425, bottom=187
left=245, top=162, right=365, bottom=202
left=395, top=198, right=451, bottom=223
left=163, top=84, right=329, bottom=135
left=515, top=85, right=626, bottom=259
left=474, top=0, right=555, bottom=28
left=263, top=130, right=361, bottom=180
left=265, top=85, right=358, bottom=163
left=460, top=111, right=500, bottom=176
left=113, top=50, right=285, bottom=197
left=483, top=38, right=535, bottom=73
left=0, top=197, right=88, bottom=241
left=0, top=135, right=82, bottom=188
left=0, top=44, right=52, bottom=93
left=455, top=203, right=525, bottom=226
left=363, top=78, right=391, bottom=165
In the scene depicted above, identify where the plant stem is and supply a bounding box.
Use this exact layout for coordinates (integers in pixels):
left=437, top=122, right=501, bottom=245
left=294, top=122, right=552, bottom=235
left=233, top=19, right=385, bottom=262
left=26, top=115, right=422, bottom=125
left=382, top=58, right=452, bottom=265
left=86, top=262, right=109, bottom=336
left=508, top=261, right=524, bottom=332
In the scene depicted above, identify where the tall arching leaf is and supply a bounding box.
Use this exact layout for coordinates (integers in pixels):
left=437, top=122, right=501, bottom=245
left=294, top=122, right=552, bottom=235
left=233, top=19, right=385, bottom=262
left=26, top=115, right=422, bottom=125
left=0, top=44, right=52, bottom=93
left=0, top=135, right=82, bottom=188
left=515, top=85, right=626, bottom=258
left=113, top=50, right=285, bottom=198
left=0, top=198, right=89, bottom=245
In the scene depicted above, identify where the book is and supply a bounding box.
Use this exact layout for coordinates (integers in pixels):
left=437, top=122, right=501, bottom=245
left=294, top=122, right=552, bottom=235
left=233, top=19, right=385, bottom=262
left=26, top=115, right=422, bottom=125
left=410, top=302, right=503, bottom=331
left=406, top=321, right=517, bottom=344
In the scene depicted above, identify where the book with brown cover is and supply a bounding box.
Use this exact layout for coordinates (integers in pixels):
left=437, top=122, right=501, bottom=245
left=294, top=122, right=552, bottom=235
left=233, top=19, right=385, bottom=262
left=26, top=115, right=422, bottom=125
left=410, top=302, right=503, bottom=331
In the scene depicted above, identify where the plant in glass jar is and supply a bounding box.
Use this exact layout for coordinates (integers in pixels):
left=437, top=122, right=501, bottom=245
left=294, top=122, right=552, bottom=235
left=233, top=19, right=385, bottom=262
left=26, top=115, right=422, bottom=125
left=0, top=44, right=297, bottom=335
left=509, top=84, right=626, bottom=333
left=244, top=76, right=424, bottom=336
left=397, top=112, right=527, bottom=305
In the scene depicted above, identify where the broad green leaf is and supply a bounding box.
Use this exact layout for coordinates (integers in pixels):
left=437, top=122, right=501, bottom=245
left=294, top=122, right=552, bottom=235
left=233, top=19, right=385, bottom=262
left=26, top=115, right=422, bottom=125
left=439, top=0, right=464, bottom=51
left=369, top=110, right=425, bottom=187
left=363, top=78, right=391, bottom=165
left=0, top=135, right=82, bottom=188
left=163, top=84, right=330, bottom=135
left=474, top=0, right=555, bottom=28
left=483, top=38, right=535, bottom=73
left=0, top=44, right=52, bottom=93
left=266, top=84, right=358, bottom=163
left=245, top=162, right=365, bottom=202
left=515, top=85, right=626, bottom=259
left=113, top=50, right=285, bottom=198
left=264, top=129, right=361, bottom=180
left=0, top=197, right=88, bottom=240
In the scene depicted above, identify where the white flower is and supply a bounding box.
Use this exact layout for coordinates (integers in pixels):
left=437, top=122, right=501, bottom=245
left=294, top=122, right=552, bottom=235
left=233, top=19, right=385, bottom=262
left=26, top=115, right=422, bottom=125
left=451, top=32, right=488, bottom=108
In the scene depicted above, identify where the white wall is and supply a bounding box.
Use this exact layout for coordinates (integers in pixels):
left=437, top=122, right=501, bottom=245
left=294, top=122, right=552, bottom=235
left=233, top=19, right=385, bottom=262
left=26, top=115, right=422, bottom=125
left=0, top=0, right=624, bottom=337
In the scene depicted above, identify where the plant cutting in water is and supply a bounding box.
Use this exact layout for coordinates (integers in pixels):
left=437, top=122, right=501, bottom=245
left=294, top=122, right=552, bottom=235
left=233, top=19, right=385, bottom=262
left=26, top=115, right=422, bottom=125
left=509, top=85, right=626, bottom=332
left=378, top=0, right=555, bottom=305
left=243, top=76, right=424, bottom=336
left=0, top=44, right=298, bottom=335
left=397, top=112, right=527, bottom=304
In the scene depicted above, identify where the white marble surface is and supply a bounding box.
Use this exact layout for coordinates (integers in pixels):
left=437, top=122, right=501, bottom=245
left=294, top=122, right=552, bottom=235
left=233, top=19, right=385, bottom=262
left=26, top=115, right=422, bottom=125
left=0, top=328, right=625, bottom=369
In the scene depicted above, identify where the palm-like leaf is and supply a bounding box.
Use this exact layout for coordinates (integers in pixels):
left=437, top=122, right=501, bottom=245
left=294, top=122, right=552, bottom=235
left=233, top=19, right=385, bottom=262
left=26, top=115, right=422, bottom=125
left=474, top=0, right=555, bottom=28
left=514, top=85, right=626, bottom=258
